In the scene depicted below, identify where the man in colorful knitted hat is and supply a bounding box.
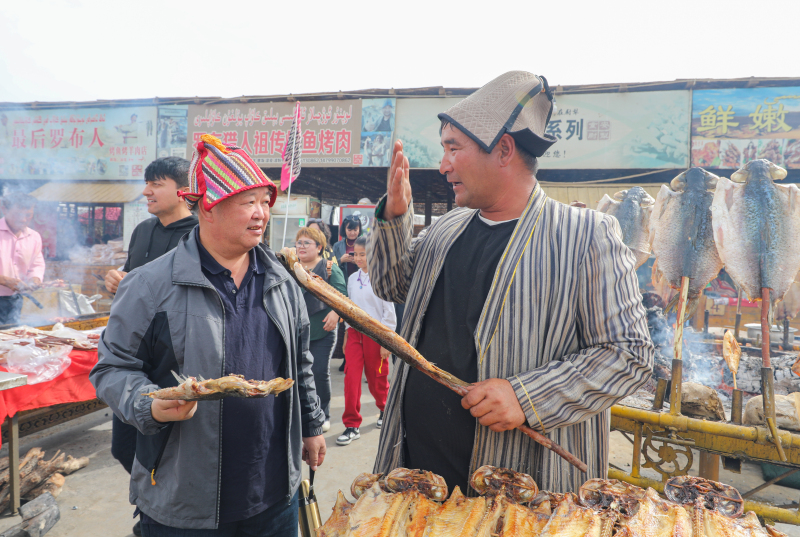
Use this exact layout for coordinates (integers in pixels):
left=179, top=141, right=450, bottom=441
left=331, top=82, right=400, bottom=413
left=368, top=71, right=654, bottom=495
left=92, top=134, right=326, bottom=535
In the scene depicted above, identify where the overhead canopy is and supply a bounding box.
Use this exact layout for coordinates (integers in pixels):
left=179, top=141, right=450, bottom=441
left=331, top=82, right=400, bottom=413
left=28, top=182, right=143, bottom=203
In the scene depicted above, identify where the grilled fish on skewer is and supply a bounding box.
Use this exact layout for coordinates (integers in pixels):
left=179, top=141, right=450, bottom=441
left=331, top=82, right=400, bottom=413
left=596, top=187, right=655, bottom=269
left=277, top=248, right=589, bottom=474
left=711, top=159, right=800, bottom=323
left=649, top=168, right=722, bottom=323
left=144, top=372, right=294, bottom=401
left=578, top=479, right=646, bottom=537
left=723, top=330, right=741, bottom=390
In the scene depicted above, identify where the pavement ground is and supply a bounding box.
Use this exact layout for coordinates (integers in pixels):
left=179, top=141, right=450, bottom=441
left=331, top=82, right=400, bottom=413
left=0, top=357, right=798, bottom=536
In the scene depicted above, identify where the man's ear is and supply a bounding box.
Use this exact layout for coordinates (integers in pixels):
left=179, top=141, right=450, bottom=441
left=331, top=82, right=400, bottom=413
left=197, top=203, right=214, bottom=224
left=496, top=133, right=516, bottom=168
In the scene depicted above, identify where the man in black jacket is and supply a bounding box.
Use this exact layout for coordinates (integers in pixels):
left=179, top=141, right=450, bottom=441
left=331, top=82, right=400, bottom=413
left=103, top=156, right=197, bottom=536
left=104, top=157, right=197, bottom=294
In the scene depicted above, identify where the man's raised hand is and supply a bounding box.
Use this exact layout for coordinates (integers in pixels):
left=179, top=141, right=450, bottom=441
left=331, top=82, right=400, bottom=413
left=383, top=140, right=412, bottom=221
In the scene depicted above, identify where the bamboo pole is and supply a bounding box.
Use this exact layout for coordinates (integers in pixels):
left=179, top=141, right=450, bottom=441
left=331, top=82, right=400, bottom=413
left=670, top=276, right=690, bottom=416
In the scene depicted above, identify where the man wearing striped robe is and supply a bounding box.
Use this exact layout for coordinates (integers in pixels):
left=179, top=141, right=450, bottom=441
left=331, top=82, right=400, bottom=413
left=367, top=71, right=654, bottom=494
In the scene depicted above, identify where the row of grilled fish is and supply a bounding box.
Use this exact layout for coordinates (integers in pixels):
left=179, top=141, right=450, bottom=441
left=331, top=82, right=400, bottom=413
left=319, top=466, right=784, bottom=537
left=595, top=159, right=800, bottom=323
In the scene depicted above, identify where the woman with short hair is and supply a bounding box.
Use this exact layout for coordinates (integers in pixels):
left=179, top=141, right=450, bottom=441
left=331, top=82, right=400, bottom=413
left=294, top=227, right=347, bottom=432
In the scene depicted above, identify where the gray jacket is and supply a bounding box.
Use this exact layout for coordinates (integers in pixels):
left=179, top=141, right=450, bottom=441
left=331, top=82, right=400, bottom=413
left=90, top=231, right=324, bottom=529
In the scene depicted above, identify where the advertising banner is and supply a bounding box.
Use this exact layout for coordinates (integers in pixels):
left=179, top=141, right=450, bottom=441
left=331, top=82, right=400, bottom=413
left=187, top=101, right=362, bottom=168
left=691, top=87, right=800, bottom=169
left=395, top=93, right=690, bottom=170
left=538, top=90, right=690, bottom=169
left=395, top=97, right=461, bottom=169
left=359, top=98, right=396, bottom=167
left=0, top=107, right=157, bottom=180
left=157, top=105, right=188, bottom=159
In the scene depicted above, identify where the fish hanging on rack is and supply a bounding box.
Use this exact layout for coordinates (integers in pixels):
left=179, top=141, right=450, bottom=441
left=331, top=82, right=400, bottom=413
left=596, top=186, right=655, bottom=269
left=711, top=159, right=800, bottom=324
left=649, top=167, right=723, bottom=323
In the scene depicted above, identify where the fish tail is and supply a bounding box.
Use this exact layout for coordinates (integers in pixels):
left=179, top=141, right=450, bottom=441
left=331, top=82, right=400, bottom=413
left=664, top=293, right=680, bottom=315
left=664, top=294, right=699, bottom=324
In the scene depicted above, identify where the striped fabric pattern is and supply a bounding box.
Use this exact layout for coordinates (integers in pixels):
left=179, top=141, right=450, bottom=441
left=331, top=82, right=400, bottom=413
left=184, top=134, right=277, bottom=210
left=367, top=186, right=654, bottom=493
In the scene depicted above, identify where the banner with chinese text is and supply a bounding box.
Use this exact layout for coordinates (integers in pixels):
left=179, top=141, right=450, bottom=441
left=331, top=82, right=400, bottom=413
left=186, top=101, right=361, bottom=168
left=0, top=107, right=157, bottom=180
left=538, top=91, right=690, bottom=169
left=691, top=88, right=800, bottom=169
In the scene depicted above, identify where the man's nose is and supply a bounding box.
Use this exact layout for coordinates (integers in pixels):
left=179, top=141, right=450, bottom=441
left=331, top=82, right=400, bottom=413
left=439, top=155, right=452, bottom=176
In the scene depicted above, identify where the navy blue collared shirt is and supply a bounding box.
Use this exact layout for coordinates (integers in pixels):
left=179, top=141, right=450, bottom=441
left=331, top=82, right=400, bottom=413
left=196, top=231, right=288, bottom=523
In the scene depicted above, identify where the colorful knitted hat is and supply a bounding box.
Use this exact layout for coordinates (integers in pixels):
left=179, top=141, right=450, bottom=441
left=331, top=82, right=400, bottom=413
left=180, top=134, right=277, bottom=211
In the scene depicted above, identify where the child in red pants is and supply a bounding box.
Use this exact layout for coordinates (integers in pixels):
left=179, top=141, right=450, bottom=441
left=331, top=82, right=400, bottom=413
left=337, top=236, right=397, bottom=446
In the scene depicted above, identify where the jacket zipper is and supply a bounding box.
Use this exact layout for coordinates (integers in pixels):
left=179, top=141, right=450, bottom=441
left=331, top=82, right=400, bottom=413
left=176, top=280, right=226, bottom=526
left=149, top=424, right=174, bottom=485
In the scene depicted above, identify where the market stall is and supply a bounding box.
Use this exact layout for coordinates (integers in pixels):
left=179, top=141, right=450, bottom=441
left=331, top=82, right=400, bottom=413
left=0, top=315, right=107, bottom=514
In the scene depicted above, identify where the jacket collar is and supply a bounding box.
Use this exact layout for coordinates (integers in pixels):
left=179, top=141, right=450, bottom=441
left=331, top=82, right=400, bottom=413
left=172, top=228, right=288, bottom=290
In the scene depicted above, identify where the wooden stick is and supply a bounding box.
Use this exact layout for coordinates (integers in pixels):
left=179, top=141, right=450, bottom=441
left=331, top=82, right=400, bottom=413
left=674, top=276, right=690, bottom=361
left=761, top=287, right=771, bottom=369
left=281, top=255, right=589, bottom=474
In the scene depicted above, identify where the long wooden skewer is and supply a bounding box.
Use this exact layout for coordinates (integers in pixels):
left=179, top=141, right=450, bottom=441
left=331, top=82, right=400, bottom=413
left=280, top=255, right=588, bottom=474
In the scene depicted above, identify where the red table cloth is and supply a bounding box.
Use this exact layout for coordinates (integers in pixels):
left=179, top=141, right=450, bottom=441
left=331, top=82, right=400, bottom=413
left=0, top=349, right=99, bottom=421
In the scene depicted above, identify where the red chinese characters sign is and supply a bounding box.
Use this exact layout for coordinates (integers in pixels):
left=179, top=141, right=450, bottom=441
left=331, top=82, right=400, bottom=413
left=0, top=107, right=157, bottom=180
left=186, top=101, right=361, bottom=167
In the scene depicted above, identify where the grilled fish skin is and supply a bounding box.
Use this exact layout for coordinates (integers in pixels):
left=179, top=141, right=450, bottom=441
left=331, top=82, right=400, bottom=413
left=319, top=490, right=355, bottom=537
left=143, top=373, right=294, bottom=401
left=539, top=493, right=602, bottom=537
left=649, top=168, right=722, bottom=323
left=615, top=488, right=691, bottom=537
left=597, top=187, right=655, bottom=269
left=422, top=486, right=487, bottom=537
left=711, top=159, right=800, bottom=321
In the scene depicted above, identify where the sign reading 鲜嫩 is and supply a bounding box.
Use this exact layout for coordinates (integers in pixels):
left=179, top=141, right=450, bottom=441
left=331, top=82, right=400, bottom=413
left=538, top=90, right=691, bottom=170
left=186, top=101, right=362, bottom=168
left=0, top=107, right=157, bottom=180
left=691, top=87, right=800, bottom=169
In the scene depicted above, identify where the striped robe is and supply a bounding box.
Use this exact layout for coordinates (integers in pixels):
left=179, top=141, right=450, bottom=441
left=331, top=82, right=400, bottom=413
left=367, top=185, right=654, bottom=493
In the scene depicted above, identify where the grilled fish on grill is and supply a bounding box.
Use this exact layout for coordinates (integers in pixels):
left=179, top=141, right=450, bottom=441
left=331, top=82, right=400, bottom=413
left=649, top=168, right=723, bottom=323
left=322, top=469, right=784, bottom=537
left=711, top=159, right=800, bottom=322
left=596, top=187, right=655, bottom=269
left=775, top=271, right=800, bottom=321
left=143, top=372, right=294, bottom=401
left=615, top=488, right=692, bottom=537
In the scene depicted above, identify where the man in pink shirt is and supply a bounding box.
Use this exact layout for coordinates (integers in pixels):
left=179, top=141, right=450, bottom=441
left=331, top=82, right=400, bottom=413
left=0, top=193, right=45, bottom=325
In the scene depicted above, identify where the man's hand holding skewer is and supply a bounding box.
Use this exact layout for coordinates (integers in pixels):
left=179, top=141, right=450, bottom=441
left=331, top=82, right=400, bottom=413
left=383, top=140, right=412, bottom=221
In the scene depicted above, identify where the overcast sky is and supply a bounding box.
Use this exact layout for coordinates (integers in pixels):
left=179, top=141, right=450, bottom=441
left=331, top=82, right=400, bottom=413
left=1, top=0, right=798, bottom=104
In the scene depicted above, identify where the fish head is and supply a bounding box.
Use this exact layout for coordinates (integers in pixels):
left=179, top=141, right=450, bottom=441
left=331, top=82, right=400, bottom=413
left=470, top=465, right=539, bottom=503
left=731, top=159, right=787, bottom=184
left=672, top=168, right=719, bottom=192
left=619, top=186, right=655, bottom=207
